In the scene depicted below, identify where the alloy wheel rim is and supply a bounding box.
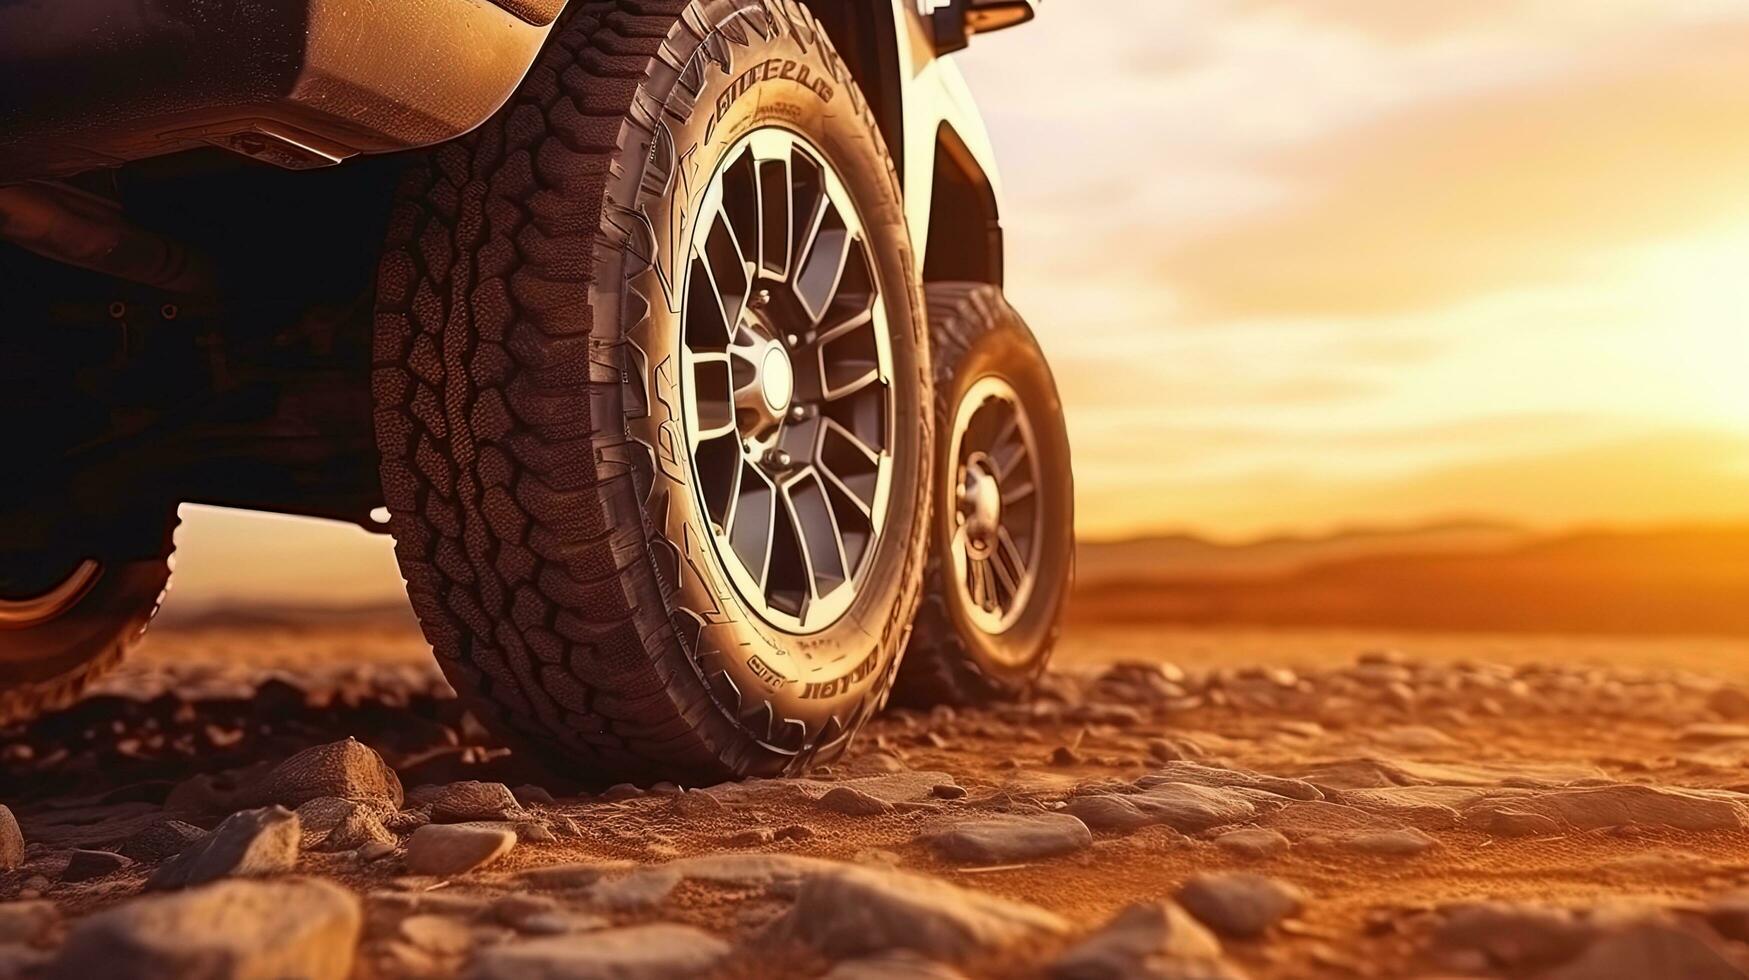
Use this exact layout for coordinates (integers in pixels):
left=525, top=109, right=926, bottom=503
left=0, top=558, right=101, bottom=631
left=949, top=376, right=1042, bottom=638
left=679, top=128, right=896, bottom=635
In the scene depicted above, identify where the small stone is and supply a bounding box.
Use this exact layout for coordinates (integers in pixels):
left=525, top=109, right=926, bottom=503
left=1709, top=688, right=1749, bottom=720
left=1050, top=746, right=1082, bottom=766
left=235, top=738, right=403, bottom=810
left=0, top=900, right=58, bottom=945
left=820, top=787, right=895, bottom=816
left=60, top=849, right=133, bottom=883
left=404, top=823, right=515, bottom=876
left=398, top=914, right=474, bottom=958
left=147, top=806, right=301, bottom=891
left=824, top=953, right=971, bottom=979
left=600, top=783, right=643, bottom=802
left=1051, top=902, right=1237, bottom=980
left=670, top=791, right=724, bottom=818
left=1065, top=783, right=1254, bottom=833
left=923, top=814, right=1092, bottom=863
left=1338, top=828, right=1437, bottom=857
left=1213, top=828, right=1290, bottom=859
left=0, top=805, right=22, bottom=870
left=319, top=808, right=395, bottom=853
left=383, top=809, right=430, bottom=833
left=427, top=781, right=521, bottom=823
left=773, top=864, right=1069, bottom=961
left=358, top=841, right=397, bottom=862
left=1542, top=920, right=1746, bottom=980
left=117, top=821, right=206, bottom=863
left=470, top=924, right=730, bottom=980
left=1175, top=873, right=1306, bottom=939
left=1433, top=902, right=1591, bottom=969
left=932, top=785, right=967, bottom=801
left=49, top=878, right=361, bottom=980
left=512, top=785, right=556, bottom=807
left=775, top=824, right=815, bottom=842
left=1464, top=804, right=1563, bottom=838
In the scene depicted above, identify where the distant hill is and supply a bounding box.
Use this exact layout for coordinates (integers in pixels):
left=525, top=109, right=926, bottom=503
left=1072, top=524, right=1749, bottom=635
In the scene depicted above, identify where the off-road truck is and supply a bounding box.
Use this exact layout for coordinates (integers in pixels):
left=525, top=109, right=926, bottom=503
left=0, top=0, right=1073, bottom=781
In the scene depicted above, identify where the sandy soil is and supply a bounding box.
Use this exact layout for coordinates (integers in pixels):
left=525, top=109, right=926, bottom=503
left=5, top=620, right=1749, bottom=978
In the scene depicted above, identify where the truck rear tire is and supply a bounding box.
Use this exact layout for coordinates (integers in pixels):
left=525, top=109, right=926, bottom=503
left=894, top=284, right=1074, bottom=706
left=0, top=515, right=176, bottom=725
left=373, top=0, right=930, bottom=782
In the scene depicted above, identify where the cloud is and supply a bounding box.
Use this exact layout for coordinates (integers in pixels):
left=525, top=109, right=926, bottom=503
left=1160, top=27, right=1749, bottom=319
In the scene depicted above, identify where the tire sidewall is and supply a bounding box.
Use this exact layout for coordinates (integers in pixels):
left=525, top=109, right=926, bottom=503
left=614, top=3, right=931, bottom=759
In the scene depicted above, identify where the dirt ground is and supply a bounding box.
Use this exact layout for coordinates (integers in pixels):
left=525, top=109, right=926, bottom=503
left=5, top=618, right=1749, bottom=978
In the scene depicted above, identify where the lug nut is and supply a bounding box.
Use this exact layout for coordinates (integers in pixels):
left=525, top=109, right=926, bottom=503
left=763, top=449, right=793, bottom=469
left=749, top=289, right=772, bottom=310
left=785, top=333, right=801, bottom=347
left=789, top=404, right=808, bottom=422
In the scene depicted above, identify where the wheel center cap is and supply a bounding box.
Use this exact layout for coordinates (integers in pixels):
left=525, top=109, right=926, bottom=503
left=760, top=347, right=794, bottom=413
left=961, top=461, right=1002, bottom=553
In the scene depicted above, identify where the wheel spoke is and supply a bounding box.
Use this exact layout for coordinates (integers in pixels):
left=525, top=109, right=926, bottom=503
left=688, top=352, right=736, bottom=440
left=782, top=468, right=849, bottom=605
left=1000, top=479, right=1037, bottom=506
left=729, top=465, right=778, bottom=590
left=793, top=184, right=851, bottom=322
left=994, top=526, right=1028, bottom=593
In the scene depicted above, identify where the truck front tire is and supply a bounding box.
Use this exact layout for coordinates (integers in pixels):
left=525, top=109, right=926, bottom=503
left=373, top=0, right=930, bottom=782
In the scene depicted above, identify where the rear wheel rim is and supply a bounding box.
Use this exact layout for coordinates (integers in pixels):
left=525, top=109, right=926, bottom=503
left=949, top=376, right=1042, bottom=640
left=0, top=559, right=101, bottom=631
left=679, top=127, right=898, bottom=635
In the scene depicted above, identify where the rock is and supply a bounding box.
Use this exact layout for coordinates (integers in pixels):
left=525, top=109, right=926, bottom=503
left=1174, top=873, right=1305, bottom=939
left=405, top=823, right=515, bottom=876
left=147, top=806, right=301, bottom=891
left=118, top=820, right=207, bottom=862
left=0, top=806, right=22, bottom=869
left=1496, top=784, right=1748, bottom=832
left=1066, top=783, right=1255, bottom=834
left=1541, top=920, right=1748, bottom=980
left=820, top=786, right=895, bottom=816
left=1261, top=801, right=1404, bottom=840
left=923, top=814, right=1092, bottom=863
left=383, top=809, right=430, bottom=833
left=427, top=781, right=522, bottom=823
left=49, top=878, right=361, bottom=980
left=772, top=864, right=1069, bottom=961
left=1709, top=688, right=1749, bottom=721
left=398, top=914, right=474, bottom=958
left=1051, top=902, right=1238, bottom=980
left=469, top=923, right=730, bottom=980
left=1213, top=829, right=1290, bottom=859
left=932, top=785, right=967, bottom=801
left=513, top=785, right=556, bottom=807
left=521, top=862, right=640, bottom=890
left=1332, top=786, right=1474, bottom=829
left=319, top=807, right=395, bottom=853
left=294, top=797, right=363, bottom=834
left=61, top=849, right=133, bottom=883
left=824, top=953, right=970, bottom=979
left=0, top=900, right=58, bottom=945
left=1463, top=803, right=1563, bottom=838
left=1432, top=903, right=1592, bottom=969
left=1135, top=763, right=1322, bottom=802
left=1698, top=893, right=1749, bottom=949
left=235, top=738, right=403, bottom=810
left=1334, top=828, right=1436, bottom=857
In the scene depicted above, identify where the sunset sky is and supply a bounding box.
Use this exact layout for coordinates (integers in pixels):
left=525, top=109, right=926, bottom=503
left=170, top=0, right=1749, bottom=607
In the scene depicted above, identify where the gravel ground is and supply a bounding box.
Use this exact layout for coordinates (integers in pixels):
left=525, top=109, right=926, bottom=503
left=5, top=623, right=1749, bottom=978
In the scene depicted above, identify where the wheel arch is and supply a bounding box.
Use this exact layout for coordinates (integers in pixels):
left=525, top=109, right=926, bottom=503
left=922, top=121, right=1004, bottom=285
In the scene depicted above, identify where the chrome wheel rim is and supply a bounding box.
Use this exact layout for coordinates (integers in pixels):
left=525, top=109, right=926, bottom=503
left=0, top=558, right=101, bottom=631
left=680, top=128, right=896, bottom=635
left=950, top=376, right=1042, bottom=638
